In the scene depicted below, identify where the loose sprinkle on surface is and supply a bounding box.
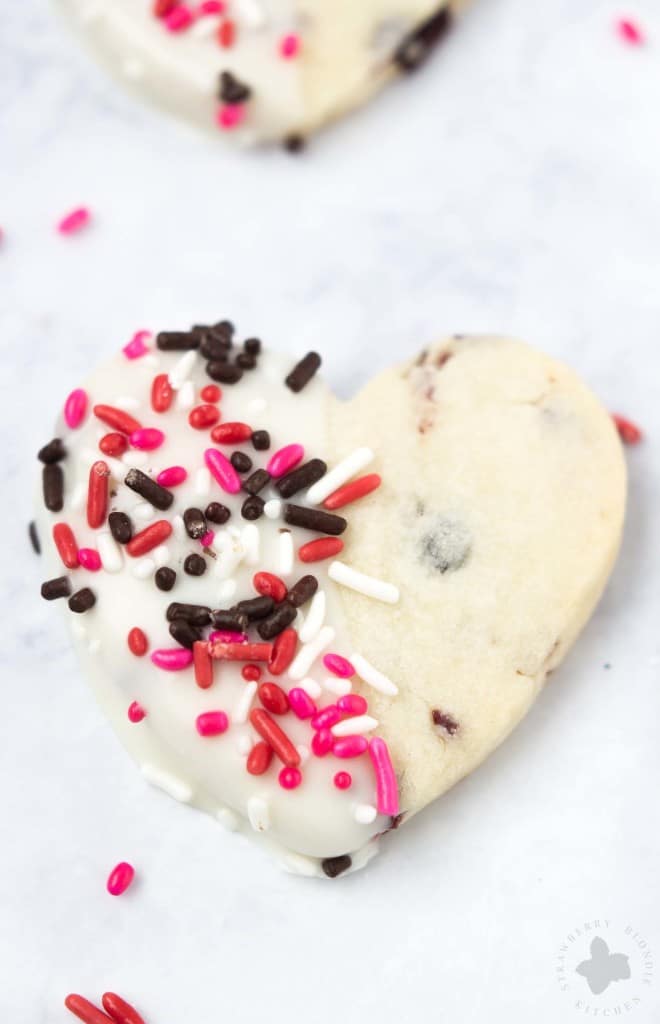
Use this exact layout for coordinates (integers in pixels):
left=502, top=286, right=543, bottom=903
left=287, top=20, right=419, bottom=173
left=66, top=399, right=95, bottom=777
left=57, top=207, right=91, bottom=235
left=106, top=861, right=135, bottom=896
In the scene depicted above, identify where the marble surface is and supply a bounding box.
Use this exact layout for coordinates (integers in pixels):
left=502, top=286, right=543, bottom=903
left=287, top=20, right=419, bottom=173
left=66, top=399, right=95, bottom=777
left=2, top=1, right=660, bottom=1021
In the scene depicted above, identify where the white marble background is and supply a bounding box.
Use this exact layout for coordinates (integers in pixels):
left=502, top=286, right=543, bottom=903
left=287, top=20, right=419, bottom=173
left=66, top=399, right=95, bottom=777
left=1, top=0, right=660, bottom=1021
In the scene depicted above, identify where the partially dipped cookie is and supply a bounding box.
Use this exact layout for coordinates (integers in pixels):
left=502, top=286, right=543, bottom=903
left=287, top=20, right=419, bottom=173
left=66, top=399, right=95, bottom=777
left=34, top=330, right=625, bottom=876
left=56, top=0, right=470, bottom=146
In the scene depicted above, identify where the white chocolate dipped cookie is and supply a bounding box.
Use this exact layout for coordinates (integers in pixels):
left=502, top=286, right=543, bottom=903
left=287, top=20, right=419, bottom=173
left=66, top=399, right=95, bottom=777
left=55, top=0, right=469, bottom=146
left=34, top=329, right=625, bottom=878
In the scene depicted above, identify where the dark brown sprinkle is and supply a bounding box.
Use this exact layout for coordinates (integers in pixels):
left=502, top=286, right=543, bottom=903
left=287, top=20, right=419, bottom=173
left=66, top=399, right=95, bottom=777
left=283, top=504, right=347, bottom=536
left=243, top=337, right=261, bottom=355
left=211, top=608, right=249, bottom=633
left=219, top=70, right=252, bottom=104
left=166, top=602, right=211, bottom=626
left=276, top=458, right=327, bottom=499
left=40, top=576, right=71, bottom=601
left=431, top=709, right=459, bottom=736
left=124, top=468, right=174, bottom=511
left=236, top=352, right=257, bottom=370
left=169, top=618, right=202, bottom=650
left=184, top=553, right=207, bottom=576
left=183, top=507, right=207, bottom=540
left=256, top=601, right=297, bottom=640
left=38, top=438, right=66, bottom=464
left=251, top=429, right=270, bottom=451
left=29, top=521, right=41, bottom=555
left=156, top=330, right=200, bottom=351
left=68, top=588, right=96, bottom=613
left=286, top=574, right=318, bottom=608
left=231, top=451, right=253, bottom=474
left=321, top=855, right=351, bottom=879
left=214, top=319, right=235, bottom=338
left=283, top=133, right=306, bottom=153
left=155, top=566, right=176, bottom=591
left=393, top=7, right=452, bottom=72
left=388, top=812, right=406, bottom=831
left=205, top=502, right=231, bottom=524
left=243, top=469, right=270, bottom=496
left=285, top=351, right=321, bottom=393
left=241, top=495, right=264, bottom=521
left=235, top=596, right=274, bottom=621
left=108, top=511, right=133, bottom=544
left=42, top=464, right=64, bottom=512
left=206, top=361, right=243, bottom=384
left=200, top=334, right=232, bottom=361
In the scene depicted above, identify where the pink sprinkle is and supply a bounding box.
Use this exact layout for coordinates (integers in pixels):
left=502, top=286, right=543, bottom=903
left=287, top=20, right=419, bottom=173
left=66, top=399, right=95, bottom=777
left=156, top=465, right=188, bottom=487
left=151, top=648, right=194, bottom=671
left=216, top=103, right=246, bottom=130
left=106, top=861, right=135, bottom=896
left=311, top=705, right=341, bottom=731
left=337, top=694, right=368, bottom=716
left=311, top=728, right=334, bottom=757
left=288, top=687, right=317, bottom=719
left=209, top=630, right=247, bottom=644
left=279, top=766, right=302, bottom=790
left=323, top=653, right=355, bottom=679
left=78, top=548, right=102, bottom=571
left=129, top=428, right=165, bottom=451
left=200, top=530, right=215, bottom=547
left=334, top=771, right=352, bottom=790
left=196, top=710, right=229, bottom=736
left=57, top=207, right=91, bottom=235
left=127, top=701, right=146, bottom=723
left=368, top=737, right=399, bottom=816
left=266, top=443, right=304, bottom=479
left=123, top=330, right=152, bottom=360
left=197, top=0, right=224, bottom=12
left=616, top=17, right=644, bottom=45
left=279, top=33, right=300, bottom=59
left=333, top=735, right=368, bottom=759
left=205, top=448, right=242, bottom=493
left=64, top=388, right=88, bottom=429
left=165, top=4, right=194, bottom=30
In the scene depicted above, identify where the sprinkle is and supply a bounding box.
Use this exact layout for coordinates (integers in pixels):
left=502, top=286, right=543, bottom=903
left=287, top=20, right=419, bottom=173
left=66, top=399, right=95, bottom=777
left=106, top=861, right=135, bottom=896
left=286, top=574, right=318, bottom=608
left=205, top=448, right=241, bottom=494
left=353, top=804, right=378, bottom=825
left=69, top=482, right=87, bottom=512
left=193, top=642, right=214, bottom=689
left=285, top=351, right=321, bottom=393
left=38, top=438, right=66, bottom=464
left=267, top=443, right=304, bottom=479
left=57, top=207, right=91, bottom=235
left=155, top=566, right=176, bottom=590
left=350, top=652, right=398, bottom=696
left=108, top=512, right=132, bottom=545
left=332, top=714, right=378, bottom=738
left=196, top=710, right=229, bottom=736
left=98, top=531, right=123, bottom=572
left=288, top=625, right=334, bottom=680
left=189, top=404, right=221, bottom=429
left=127, top=701, right=146, bottom=723
left=29, top=521, right=41, bottom=554
left=275, top=458, right=327, bottom=499
left=41, top=576, right=72, bottom=601
left=323, top=653, right=355, bottom=678
left=123, top=451, right=148, bottom=469
left=210, top=641, right=272, bottom=661
left=78, top=548, right=102, bottom=571
left=151, top=373, right=174, bottom=413
left=235, top=0, right=266, bottom=28
left=311, top=728, right=333, bottom=757
left=165, top=4, right=194, bottom=30
left=154, top=0, right=179, bottom=15
left=333, top=735, right=368, bottom=758
left=175, top=380, right=195, bottom=410
left=184, top=553, right=206, bottom=576
left=251, top=429, right=270, bottom=451
left=53, top=522, right=79, bottom=568
left=64, top=388, right=88, bottom=429
left=298, top=537, right=344, bottom=563
left=268, top=627, right=298, bottom=675
left=278, top=529, right=294, bottom=576
left=311, top=705, right=341, bottom=731
left=207, top=362, right=243, bottom=385
left=279, top=766, right=302, bottom=789
left=126, top=520, right=173, bottom=557
left=242, top=664, right=261, bottom=681
left=205, top=501, right=231, bottom=524
left=368, top=737, right=399, bottom=815
left=168, top=349, right=198, bottom=389
left=287, top=687, right=317, bottom=719
left=141, top=763, right=193, bottom=802
left=298, top=676, right=322, bottom=699
left=217, top=102, right=245, bottom=129
left=233, top=680, right=258, bottom=724
left=63, top=994, right=112, bottom=1023
left=258, top=682, right=289, bottom=715
left=337, top=694, right=367, bottom=715
left=151, top=648, right=193, bottom=671
left=217, top=16, right=236, bottom=47
left=247, top=795, right=270, bottom=832
left=264, top=499, right=282, bottom=520
left=183, top=506, right=207, bottom=540
left=86, top=460, right=110, bottom=529
left=99, top=432, right=128, bottom=457
left=284, top=504, right=347, bottom=536
left=124, top=468, right=174, bottom=510
left=328, top=560, right=399, bottom=604
left=612, top=413, right=643, bottom=444
left=68, top=588, right=96, bottom=613
left=211, top=421, right=253, bottom=444
left=129, top=428, right=165, bottom=451
left=157, top=466, right=187, bottom=488
left=123, top=330, right=151, bottom=359
left=299, top=589, right=325, bottom=643
left=101, top=993, right=146, bottom=1024
left=616, top=17, right=644, bottom=45
left=306, top=447, right=374, bottom=505
left=128, top=627, right=148, bottom=656
left=156, top=329, right=200, bottom=351
left=253, top=571, right=287, bottom=603
left=167, top=602, right=211, bottom=625
left=93, top=404, right=142, bottom=435
left=132, top=557, right=156, bottom=580
left=257, top=602, right=297, bottom=640
left=323, top=473, right=382, bottom=510
left=322, top=675, right=352, bottom=697
left=236, top=732, right=253, bottom=756
left=249, top=708, right=300, bottom=766
left=247, top=741, right=273, bottom=775
left=334, top=771, right=352, bottom=790
left=200, top=384, right=221, bottom=402
left=42, top=464, right=64, bottom=512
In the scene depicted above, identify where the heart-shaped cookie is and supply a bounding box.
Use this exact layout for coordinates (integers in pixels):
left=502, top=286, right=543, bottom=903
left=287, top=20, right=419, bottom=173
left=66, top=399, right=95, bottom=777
left=34, top=329, right=625, bottom=878
left=56, top=0, right=469, bottom=145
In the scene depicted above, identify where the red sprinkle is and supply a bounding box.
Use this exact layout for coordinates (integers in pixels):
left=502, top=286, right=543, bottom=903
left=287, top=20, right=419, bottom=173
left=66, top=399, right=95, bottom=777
left=165, top=4, right=194, bottom=30
left=200, top=384, right=221, bottom=402
left=218, top=16, right=235, bottom=46
left=253, top=571, right=288, bottom=603
left=64, top=994, right=113, bottom=1024
left=612, top=413, right=643, bottom=445
left=616, top=18, right=644, bottom=45
left=337, top=694, right=368, bottom=716
left=241, top=664, right=262, bottom=681
left=249, top=709, right=300, bottom=767
left=279, top=33, right=300, bottom=59
left=268, top=628, right=298, bottom=676
left=323, top=473, right=382, bottom=510
left=126, top=520, right=173, bottom=557
left=127, top=627, right=148, bottom=657
left=334, top=771, right=352, bottom=790
left=93, top=404, right=142, bottom=435
left=298, top=537, right=344, bottom=563
left=153, top=0, right=178, bottom=15
left=99, top=432, right=128, bottom=457
left=311, top=728, right=333, bottom=757
left=258, top=682, right=289, bottom=715
left=151, top=373, right=174, bottom=413
left=193, top=640, right=214, bottom=689
left=53, top=522, right=79, bottom=568
left=189, top=404, right=221, bottom=429
left=196, top=710, right=229, bottom=736
left=247, top=741, right=273, bottom=775
left=78, top=548, right=101, bottom=572
left=101, top=992, right=147, bottom=1024
left=57, top=207, right=91, bottom=235
left=198, top=0, right=224, bottom=13
left=106, top=861, right=135, bottom=896
left=211, top=421, right=252, bottom=444
left=279, top=766, right=302, bottom=789
left=209, top=641, right=273, bottom=662
left=87, top=460, right=110, bottom=529
left=127, top=701, right=146, bottom=723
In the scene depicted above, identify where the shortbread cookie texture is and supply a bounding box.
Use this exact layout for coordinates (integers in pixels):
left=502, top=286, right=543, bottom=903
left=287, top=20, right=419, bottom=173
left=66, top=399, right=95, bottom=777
left=56, top=0, right=469, bottom=145
left=34, top=331, right=625, bottom=877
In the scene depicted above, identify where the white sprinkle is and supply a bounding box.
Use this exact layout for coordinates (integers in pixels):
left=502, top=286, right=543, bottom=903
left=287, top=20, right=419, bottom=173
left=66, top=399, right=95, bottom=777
left=175, top=379, right=195, bottom=411
left=298, top=677, right=322, bottom=700
left=288, top=625, right=335, bottom=681
left=236, top=732, right=253, bottom=756
left=142, top=764, right=193, bottom=804
left=233, top=680, right=258, bottom=724
left=278, top=529, right=294, bottom=576
left=353, top=804, right=378, bottom=825
left=247, top=796, right=270, bottom=832
left=262, top=498, right=281, bottom=521
left=69, top=482, right=87, bottom=512
left=247, top=396, right=267, bottom=416
left=168, top=350, right=197, bottom=389
left=281, top=852, right=318, bottom=878
left=152, top=544, right=170, bottom=568
left=235, top=0, right=267, bottom=28
left=113, top=395, right=140, bottom=410
left=332, top=715, right=379, bottom=737
left=321, top=675, right=352, bottom=697
left=350, top=652, right=399, bottom=697
left=216, top=579, right=237, bottom=603
left=132, top=501, right=155, bottom=522
left=98, top=531, right=123, bottom=573
left=297, top=744, right=310, bottom=764
left=123, top=450, right=148, bottom=468
left=299, top=589, right=325, bottom=643
left=216, top=807, right=240, bottom=831
left=328, top=560, right=399, bottom=604
left=194, top=466, right=212, bottom=498
left=172, top=514, right=186, bottom=541
left=132, top=557, right=156, bottom=579
left=306, top=447, right=374, bottom=505
left=241, top=523, right=260, bottom=566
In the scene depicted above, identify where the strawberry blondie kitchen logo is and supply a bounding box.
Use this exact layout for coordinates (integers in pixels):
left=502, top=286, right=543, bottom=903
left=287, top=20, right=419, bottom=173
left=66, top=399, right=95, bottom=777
left=556, top=920, right=654, bottom=1016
